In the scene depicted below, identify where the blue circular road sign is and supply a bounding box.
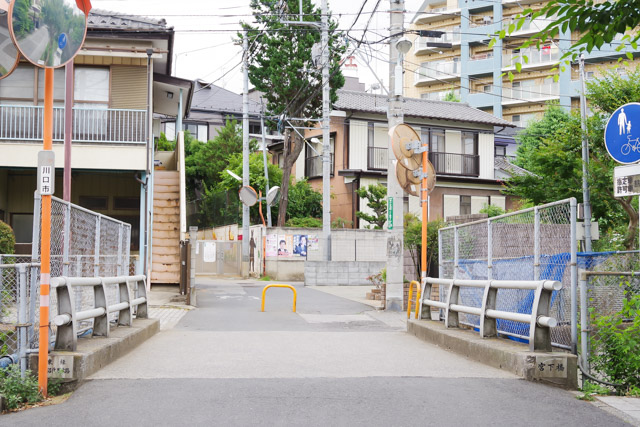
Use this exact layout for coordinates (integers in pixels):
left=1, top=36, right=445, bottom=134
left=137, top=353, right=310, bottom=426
left=605, top=102, right=640, bottom=164
left=58, top=33, right=67, bottom=50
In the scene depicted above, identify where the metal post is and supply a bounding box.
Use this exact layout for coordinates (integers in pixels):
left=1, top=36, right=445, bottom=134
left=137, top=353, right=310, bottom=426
left=176, top=89, right=183, bottom=136
left=94, top=216, right=101, bottom=277
left=385, top=0, right=405, bottom=311
left=117, top=225, right=123, bottom=277
left=454, top=226, right=459, bottom=280
left=534, top=207, right=540, bottom=281
left=63, top=61, right=74, bottom=202
left=579, top=273, right=590, bottom=371
left=579, top=54, right=592, bottom=252
left=242, top=30, right=250, bottom=278
left=321, top=0, right=332, bottom=262
left=62, top=203, right=70, bottom=277
left=487, top=219, right=493, bottom=280
left=17, top=264, right=27, bottom=376
left=261, top=114, right=272, bottom=227
left=570, top=198, right=578, bottom=354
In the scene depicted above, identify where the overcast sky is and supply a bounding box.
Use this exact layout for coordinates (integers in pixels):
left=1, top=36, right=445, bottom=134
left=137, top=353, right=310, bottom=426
left=92, top=0, right=423, bottom=94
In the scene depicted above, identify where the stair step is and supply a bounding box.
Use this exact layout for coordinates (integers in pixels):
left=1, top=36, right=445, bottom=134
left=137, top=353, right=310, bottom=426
left=153, top=254, right=181, bottom=264
left=153, top=238, right=180, bottom=247
left=154, top=207, right=180, bottom=215
left=153, top=223, right=179, bottom=232
left=151, top=271, right=180, bottom=283
left=152, top=246, right=180, bottom=256
left=152, top=262, right=181, bottom=273
left=155, top=171, right=179, bottom=178
left=153, top=230, right=180, bottom=240
left=154, top=214, right=180, bottom=223
left=155, top=185, right=180, bottom=194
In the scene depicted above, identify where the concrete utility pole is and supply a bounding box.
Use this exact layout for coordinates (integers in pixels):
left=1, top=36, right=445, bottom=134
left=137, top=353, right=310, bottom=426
left=579, top=54, right=593, bottom=252
left=321, top=0, right=331, bottom=261
left=261, top=113, right=273, bottom=227
left=386, top=0, right=405, bottom=311
left=242, top=30, right=251, bottom=277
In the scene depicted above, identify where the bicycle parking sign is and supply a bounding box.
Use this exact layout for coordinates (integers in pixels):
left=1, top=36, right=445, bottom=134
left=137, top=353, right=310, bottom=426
left=605, top=102, right=640, bottom=164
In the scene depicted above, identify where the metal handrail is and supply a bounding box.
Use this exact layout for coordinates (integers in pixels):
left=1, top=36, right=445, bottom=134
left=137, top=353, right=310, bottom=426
left=51, top=275, right=148, bottom=351
left=418, top=277, right=561, bottom=352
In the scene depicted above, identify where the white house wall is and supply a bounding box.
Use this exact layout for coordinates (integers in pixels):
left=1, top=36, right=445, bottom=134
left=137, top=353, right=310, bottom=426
left=479, top=133, right=494, bottom=179
left=295, top=142, right=305, bottom=182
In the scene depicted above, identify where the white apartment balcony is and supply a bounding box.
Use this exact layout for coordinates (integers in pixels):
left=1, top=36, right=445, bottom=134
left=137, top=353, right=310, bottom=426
left=414, top=61, right=461, bottom=86
left=414, top=7, right=461, bottom=25
left=0, top=105, right=147, bottom=143
left=414, top=30, right=461, bottom=54
left=502, top=82, right=560, bottom=105
left=503, top=45, right=560, bottom=71
left=504, top=15, right=557, bottom=38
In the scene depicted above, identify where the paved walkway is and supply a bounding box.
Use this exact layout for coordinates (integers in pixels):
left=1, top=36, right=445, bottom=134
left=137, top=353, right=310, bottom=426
left=2, top=279, right=633, bottom=426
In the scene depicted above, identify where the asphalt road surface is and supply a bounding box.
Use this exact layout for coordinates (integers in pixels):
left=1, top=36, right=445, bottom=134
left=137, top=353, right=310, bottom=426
left=2, top=279, right=628, bottom=426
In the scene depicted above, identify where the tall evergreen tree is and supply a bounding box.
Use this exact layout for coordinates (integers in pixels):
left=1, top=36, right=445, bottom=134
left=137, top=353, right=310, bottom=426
left=241, top=0, right=345, bottom=226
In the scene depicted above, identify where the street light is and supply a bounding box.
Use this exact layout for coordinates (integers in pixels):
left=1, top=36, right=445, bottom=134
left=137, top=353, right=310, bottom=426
left=393, top=38, right=412, bottom=97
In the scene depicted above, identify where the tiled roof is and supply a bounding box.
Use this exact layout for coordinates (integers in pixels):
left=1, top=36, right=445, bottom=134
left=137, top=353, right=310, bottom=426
left=191, top=81, right=262, bottom=114
left=494, top=156, right=534, bottom=177
left=87, top=10, right=171, bottom=32
left=335, top=90, right=514, bottom=127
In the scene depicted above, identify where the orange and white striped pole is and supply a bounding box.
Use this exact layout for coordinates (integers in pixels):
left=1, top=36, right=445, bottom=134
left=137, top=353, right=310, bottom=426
left=38, top=67, right=54, bottom=396
left=421, top=141, right=428, bottom=299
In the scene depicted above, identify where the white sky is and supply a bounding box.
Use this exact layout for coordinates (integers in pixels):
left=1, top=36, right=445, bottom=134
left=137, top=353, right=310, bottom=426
left=91, top=0, right=423, bottom=94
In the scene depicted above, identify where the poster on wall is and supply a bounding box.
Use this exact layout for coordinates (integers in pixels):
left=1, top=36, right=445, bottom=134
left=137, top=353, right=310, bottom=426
left=203, top=242, right=216, bottom=263
left=266, top=234, right=278, bottom=257
left=277, top=234, right=293, bottom=257
left=293, top=235, right=308, bottom=257
left=308, top=235, right=319, bottom=251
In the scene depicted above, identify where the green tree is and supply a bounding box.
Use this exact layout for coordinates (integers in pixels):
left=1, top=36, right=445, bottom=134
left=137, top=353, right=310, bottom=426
left=355, top=184, right=387, bottom=229
left=284, top=178, right=323, bottom=222
left=505, top=69, right=640, bottom=249
left=0, top=221, right=15, bottom=254
left=404, top=214, right=445, bottom=280
left=12, top=0, right=34, bottom=38
left=479, top=204, right=506, bottom=217
left=242, top=0, right=346, bottom=226
left=443, top=91, right=460, bottom=102
left=493, top=0, right=640, bottom=77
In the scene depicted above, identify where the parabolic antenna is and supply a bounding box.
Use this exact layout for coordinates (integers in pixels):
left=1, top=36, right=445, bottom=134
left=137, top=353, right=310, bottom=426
left=9, top=0, right=90, bottom=68
left=239, top=186, right=258, bottom=207
left=0, top=0, right=19, bottom=80
left=390, top=123, right=422, bottom=171
left=266, top=186, right=281, bottom=205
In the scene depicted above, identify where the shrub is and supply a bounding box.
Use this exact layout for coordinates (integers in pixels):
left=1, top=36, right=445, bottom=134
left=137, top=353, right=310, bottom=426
left=0, top=221, right=15, bottom=254
left=589, top=288, right=640, bottom=393
left=285, top=217, right=322, bottom=228
left=0, top=365, right=42, bottom=410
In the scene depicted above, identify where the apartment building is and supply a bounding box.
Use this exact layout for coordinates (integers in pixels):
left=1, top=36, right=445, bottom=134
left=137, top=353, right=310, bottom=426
left=405, top=0, right=637, bottom=128
left=0, top=11, right=192, bottom=258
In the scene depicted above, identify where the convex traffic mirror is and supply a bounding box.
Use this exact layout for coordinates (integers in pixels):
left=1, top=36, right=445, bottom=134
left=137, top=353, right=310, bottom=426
left=0, top=0, right=19, bottom=79
left=9, top=0, right=89, bottom=68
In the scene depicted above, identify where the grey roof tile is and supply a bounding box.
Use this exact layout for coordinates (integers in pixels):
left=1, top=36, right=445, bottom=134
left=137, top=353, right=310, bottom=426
left=494, top=156, right=534, bottom=177
left=88, top=10, right=171, bottom=31
left=335, top=90, right=514, bottom=127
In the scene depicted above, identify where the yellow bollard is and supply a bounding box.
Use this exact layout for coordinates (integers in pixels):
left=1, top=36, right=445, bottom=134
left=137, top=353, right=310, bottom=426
left=407, top=280, right=420, bottom=319
left=261, top=284, right=297, bottom=312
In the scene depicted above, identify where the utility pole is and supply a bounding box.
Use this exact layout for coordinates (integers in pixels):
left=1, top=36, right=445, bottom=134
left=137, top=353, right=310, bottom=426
left=579, top=54, right=593, bottom=252
left=321, top=0, right=331, bottom=261
left=386, top=0, right=405, bottom=311
left=242, top=30, right=251, bottom=277
left=261, top=113, right=273, bottom=227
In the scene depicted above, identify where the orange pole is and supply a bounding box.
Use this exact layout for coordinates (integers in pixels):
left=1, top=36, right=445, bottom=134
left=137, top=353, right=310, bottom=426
left=421, top=144, right=428, bottom=302
left=39, top=68, right=54, bottom=396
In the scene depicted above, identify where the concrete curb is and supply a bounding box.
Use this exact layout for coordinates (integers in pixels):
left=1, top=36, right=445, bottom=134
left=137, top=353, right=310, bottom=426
left=30, top=318, right=159, bottom=392
left=408, top=319, right=578, bottom=389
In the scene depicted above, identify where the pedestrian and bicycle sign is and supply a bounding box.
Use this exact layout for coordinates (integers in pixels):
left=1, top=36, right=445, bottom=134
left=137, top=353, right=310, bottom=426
left=605, top=102, right=640, bottom=164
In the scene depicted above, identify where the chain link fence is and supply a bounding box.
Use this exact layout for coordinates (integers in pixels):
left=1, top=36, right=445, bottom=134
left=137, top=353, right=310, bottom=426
left=580, top=251, right=640, bottom=386
left=438, top=198, right=577, bottom=350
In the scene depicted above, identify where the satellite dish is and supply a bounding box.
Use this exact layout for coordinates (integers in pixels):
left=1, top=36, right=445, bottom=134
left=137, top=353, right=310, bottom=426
left=239, top=186, right=258, bottom=207
left=266, top=186, right=281, bottom=205
left=9, top=0, right=90, bottom=68
left=390, top=124, right=422, bottom=171
left=0, top=0, right=19, bottom=80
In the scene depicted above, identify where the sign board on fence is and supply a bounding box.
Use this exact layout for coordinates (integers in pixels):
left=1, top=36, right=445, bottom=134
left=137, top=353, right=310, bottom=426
left=614, top=164, right=640, bottom=197
left=48, top=354, right=74, bottom=379
left=203, top=242, right=216, bottom=263
left=533, top=356, right=568, bottom=379
left=605, top=103, right=640, bottom=164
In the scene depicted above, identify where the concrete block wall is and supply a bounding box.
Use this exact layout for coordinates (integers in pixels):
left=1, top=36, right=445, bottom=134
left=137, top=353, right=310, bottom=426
left=305, top=261, right=386, bottom=286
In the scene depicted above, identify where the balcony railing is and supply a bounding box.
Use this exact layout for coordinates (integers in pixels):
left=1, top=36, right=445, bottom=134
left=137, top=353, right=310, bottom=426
left=503, top=45, right=560, bottom=68
left=414, top=29, right=460, bottom=51
left=0, top=105, right=147, bottom=143
left=429, top=152, right=479, bottom=177
left=368, top=147, right=387, bottom=171
left=415, top=61, right=460, bottom=83
left=305, top=154, right=334, bottom=179
left=504, top=15, right=557, bottom=35
left=503, top=82, right=559, bottom=103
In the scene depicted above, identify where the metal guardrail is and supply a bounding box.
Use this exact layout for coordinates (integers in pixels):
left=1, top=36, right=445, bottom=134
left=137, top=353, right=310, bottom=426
left=51, top=275, right=148, bottom=351
left=419, top=278, right=562, bottom=352
left=261, top=284, right=297, bottom=312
